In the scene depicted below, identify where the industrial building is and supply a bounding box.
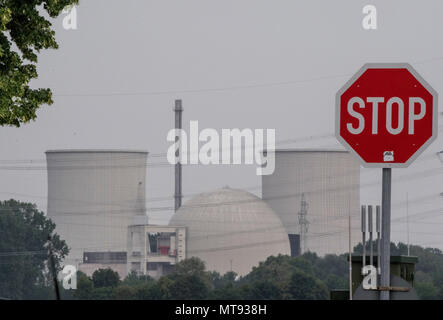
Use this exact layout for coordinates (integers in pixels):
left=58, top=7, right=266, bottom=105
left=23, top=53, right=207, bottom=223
left=46, top=150, right=148, bottom=268
left=127, top=225, right=186, bottom=278
left=262, top=149, right=361, bottom=256
left=45, top=112, right=361, bottom=279
left=169, top=187, right=291, bottom=276
left=78, top=251, right=127, bottom=279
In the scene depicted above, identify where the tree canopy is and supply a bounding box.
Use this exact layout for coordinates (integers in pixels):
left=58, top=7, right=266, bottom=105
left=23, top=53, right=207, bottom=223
left=0, top=0, right=78, bottom=126
left=0, top=199, right=69, bottom=299
left=91, top=268, right=120, bottom=288
left=70, top=244, right=443, bottom=300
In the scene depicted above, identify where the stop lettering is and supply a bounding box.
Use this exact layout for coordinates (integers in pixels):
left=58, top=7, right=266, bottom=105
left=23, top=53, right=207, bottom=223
left=336, top=63, right=438, bottom=167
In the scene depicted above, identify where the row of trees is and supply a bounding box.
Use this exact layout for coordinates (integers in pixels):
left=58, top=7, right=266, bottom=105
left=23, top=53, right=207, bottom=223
left=68, top=255, right=333, bottom=300
left=68, top=246, right=443, bottom=300
left=1, top=199, right=443, bottom=300
left=68, top=243, right=443, bottom=300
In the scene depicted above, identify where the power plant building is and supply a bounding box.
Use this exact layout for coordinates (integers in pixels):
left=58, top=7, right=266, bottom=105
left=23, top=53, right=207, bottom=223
left=169, top=187, right=290, bottom=276
left=262, top=149, right=361, bottom=256
left=127, top=225, right=186, bottom=278
left=46, top=150, right=148, bottom=267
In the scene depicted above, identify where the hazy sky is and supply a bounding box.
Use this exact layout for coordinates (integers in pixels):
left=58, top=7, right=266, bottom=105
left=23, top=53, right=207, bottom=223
left=1, top=0, right=443, bottom=249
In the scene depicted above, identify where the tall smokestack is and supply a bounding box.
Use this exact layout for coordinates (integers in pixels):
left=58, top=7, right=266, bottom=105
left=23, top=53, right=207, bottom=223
left=174, top=99, right=183, bottom=212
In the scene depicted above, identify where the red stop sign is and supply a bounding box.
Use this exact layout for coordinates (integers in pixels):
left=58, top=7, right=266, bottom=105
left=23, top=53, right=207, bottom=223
left=336, top=63, right=438, bottom=168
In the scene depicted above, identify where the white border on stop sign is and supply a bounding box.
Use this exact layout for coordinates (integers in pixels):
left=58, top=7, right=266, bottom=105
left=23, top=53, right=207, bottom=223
left=335, top=63, right=439, bottom=168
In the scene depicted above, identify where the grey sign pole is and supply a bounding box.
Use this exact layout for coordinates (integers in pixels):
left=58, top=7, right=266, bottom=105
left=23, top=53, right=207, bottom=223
left=380, top=168, right=392, bottom=300
left=376, top=205, right=381, bottom=275
left=361, top=206, right=366, bottom=269
left=368, top=206, right=373, bottom=267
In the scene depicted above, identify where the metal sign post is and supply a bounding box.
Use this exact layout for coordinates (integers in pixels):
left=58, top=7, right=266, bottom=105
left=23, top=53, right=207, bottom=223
left=380, top=168, right=392, bottom=300
left=376, top=205, right=381, bottom=276
left=336, top=63, right=438, bottom=300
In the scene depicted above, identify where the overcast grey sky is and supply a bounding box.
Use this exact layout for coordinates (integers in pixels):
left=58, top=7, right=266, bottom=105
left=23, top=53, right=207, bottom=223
left=0, top=0, right=442, bottom=249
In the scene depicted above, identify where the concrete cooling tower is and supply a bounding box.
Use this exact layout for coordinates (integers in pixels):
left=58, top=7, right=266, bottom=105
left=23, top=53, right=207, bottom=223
left=46, top=150, right=148, bottom=266
left=169, top=187, right=290, bottom=276
left=262, top=149, right=360, bottom=256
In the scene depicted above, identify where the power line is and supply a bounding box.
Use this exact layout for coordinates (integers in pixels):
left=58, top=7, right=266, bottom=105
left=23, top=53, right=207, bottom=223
left=49, top=55, right=443, bottom=98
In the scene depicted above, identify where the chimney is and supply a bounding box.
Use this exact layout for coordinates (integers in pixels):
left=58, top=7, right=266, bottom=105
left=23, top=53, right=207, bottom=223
left=174, top=99, right=183, bottom=212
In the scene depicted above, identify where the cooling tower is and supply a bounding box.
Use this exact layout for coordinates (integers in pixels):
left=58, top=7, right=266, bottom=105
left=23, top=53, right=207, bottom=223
left=46, top=150, right=148, bottom=266
left=262, top=149, right=360, bottom=256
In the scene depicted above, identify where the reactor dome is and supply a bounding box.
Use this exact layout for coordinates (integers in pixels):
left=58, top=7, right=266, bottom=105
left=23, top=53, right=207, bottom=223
left=169, top=187, right=290, bottom=276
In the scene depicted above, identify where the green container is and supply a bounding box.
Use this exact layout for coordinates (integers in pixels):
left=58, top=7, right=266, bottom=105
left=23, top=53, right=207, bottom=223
left=330, top=255, right=418, bottom=300
left=349, top=255, right=418, bottom=294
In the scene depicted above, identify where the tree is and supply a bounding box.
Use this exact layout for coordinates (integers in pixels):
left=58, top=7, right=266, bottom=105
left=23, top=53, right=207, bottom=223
left=0, top=199, right=68, bottom=299
left=0, top=0, right=78, bottom=126
left=170, top=256, right=208, bottom=277
left=247, top=280, right=283, bottom=300
left=122, top=271, right=153, bottom=287
left=91, top=268, right=120, bottom=288
left=113, top=285, right=136, bottom=300
left=294, top=254, right=348, bottom=290
left=74, top=271, right=93, bottom=300
left=209, top=270, right=237, bottom=289
left=243, top=254, right=331, bottom=300
left=135, top=282, right=163, bottom=300
left=245, top=255, right=293, bottom=283
left=288, top=270, right=329, bottom=300
left=166, top=257, right=212, bottom=299
left=415, top=282, right=439, bottom=300
left=210, top=282, right=243, bottom=300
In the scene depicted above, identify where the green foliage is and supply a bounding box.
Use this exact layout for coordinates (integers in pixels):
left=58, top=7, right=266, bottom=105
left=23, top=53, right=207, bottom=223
left=289, top=270, right=328, bottom=300
left=69, top=242, right=443, bottom=300
left=122, top=271, right=153, bottom=286
left=113, top=285, right=137, bottom=300
left=73, top=271, right=93, bottom=300
left=248, top=280, right=284, bottom=300
left=166, top=257, right=212, bottom=299
left=0, top=0, right=78, bottom=126
left=242, top=254, right=330, bottom=299
left=134, top=282, right=163, bottom=300
left=91, top=268, right=120, bottom=288
left=209, top=282, right=244, bottom=300
left=415, top=282, right=439, bottom=300
left=0, top=199, right=68, bottom=300
left=89, top=287, right=114, bottom=300
left=244, top=255, right=293, bottom=293
left=209, top=270, right=237, bottom=289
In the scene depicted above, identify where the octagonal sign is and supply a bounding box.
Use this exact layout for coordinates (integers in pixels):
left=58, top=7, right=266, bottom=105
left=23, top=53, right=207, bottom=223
left=336, top=63, right=438, bottom=168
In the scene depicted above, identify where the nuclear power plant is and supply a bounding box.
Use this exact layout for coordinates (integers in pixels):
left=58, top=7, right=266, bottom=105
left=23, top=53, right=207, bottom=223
left=45, top=102, right=362, bottom=278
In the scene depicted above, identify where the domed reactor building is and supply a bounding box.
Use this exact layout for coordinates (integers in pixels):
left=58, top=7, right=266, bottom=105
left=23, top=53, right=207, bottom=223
left=169, top=187, right=290, bottom=276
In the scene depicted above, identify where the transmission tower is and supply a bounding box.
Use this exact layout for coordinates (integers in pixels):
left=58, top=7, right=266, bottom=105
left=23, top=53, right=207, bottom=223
left=298, top=193, right=309, bottom=253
